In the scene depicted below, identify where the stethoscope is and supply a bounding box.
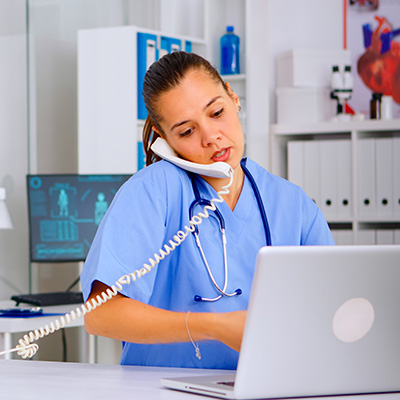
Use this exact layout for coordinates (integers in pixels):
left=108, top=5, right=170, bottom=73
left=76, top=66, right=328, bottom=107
left=189, top=158, right=271, bottom=302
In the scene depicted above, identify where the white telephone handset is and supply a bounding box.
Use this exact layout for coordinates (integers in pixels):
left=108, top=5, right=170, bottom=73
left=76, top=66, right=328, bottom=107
left=151, top=137, right=232, bottom=178
left=1, top=138, right=234, bottom=360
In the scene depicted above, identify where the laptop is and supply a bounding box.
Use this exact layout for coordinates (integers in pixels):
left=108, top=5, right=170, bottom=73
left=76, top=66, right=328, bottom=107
left=161, top=245, right=400, bottom=399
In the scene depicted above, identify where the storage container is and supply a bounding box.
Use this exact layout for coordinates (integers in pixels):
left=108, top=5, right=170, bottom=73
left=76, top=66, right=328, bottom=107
left=276, top=49, right=351, bottom=88
left=276, top=87, right=337, bottom=124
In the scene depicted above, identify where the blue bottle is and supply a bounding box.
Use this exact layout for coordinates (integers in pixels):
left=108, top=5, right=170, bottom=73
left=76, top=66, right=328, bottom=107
left=220, top=26, right=240, bottom=75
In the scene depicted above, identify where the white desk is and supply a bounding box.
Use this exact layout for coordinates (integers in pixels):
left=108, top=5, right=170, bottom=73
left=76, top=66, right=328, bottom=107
left=0, top=300, right=95, bottom=362
left=1, top=359, right=400, bottom=400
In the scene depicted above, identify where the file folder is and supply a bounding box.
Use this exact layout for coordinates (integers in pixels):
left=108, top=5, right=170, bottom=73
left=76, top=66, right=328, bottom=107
left=376, top=229, right=394, bottom=244
left=159, top=36, right=169, bottom=58
left=137, top=32, right=158, bottom=120
left=160, top=36, right=181, bottom=58
left=395, top=230, right=400, bottom=245
left=304, top=141, right=320, bottom=206
left=358, top=139, right=376, bottom=218
left=393, top=138, right=400, bottom=219
left=375, top=138, right=393, bottom=218
left=137, top=141, right=146, bottom=171
left=336, top=140, right=352, bottom=220
left=332, top=229, right=353, bottom=245
left=137, top=125, right=146, bottom=171
left=185, top=40, right=192, bottom=52
left=320, top=140, right=338, bottom=221
left=287, top=141, right=304, bottom=189
left=357, top=230, right=375, bottom=245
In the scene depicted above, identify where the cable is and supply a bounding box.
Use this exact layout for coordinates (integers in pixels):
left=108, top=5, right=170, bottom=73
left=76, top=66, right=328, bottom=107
left=1, top=171, right=234, bottom=360
left=61, top=329, right=67, bottom=362
left=65, top=276, right=81, bottom=292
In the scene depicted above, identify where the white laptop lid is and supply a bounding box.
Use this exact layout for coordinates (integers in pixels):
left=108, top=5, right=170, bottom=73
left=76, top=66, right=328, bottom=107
left=162, top=245, right=400, bottom=399
left=235, top=245, right=400, bottom=399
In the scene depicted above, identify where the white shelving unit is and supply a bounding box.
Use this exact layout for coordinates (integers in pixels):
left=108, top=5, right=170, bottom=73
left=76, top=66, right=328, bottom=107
left=77, top=0, right=270, bottom=176
left=270, top=118, right=400, bottom=245
left=78, top=25, right=207, bottom=174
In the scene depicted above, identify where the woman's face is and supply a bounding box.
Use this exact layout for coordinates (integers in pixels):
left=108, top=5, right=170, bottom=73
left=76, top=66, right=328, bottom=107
left=154, top=69, right=245, bottom=172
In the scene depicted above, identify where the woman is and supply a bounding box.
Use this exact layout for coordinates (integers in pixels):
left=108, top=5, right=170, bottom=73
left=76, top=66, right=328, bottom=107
left=81, top=51, right=334, bottom=370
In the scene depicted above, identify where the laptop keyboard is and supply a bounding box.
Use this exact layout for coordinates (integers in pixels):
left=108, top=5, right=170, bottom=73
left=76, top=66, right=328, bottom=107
left=217, top=381, right=235, bottom=387
left=11, top=291, right=84, bottom=307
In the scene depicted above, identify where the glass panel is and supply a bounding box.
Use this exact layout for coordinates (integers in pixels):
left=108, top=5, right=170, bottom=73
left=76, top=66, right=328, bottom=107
left=27, top=0, right=129, bottom=174
left=0, top=0, right=30, bottom=299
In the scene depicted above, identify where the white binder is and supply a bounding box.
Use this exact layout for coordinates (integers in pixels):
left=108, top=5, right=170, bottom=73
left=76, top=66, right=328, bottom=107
left=320, top=140, right=338, bottom=221
left=358, top=139, right=376, bottom=218
left=357, top=230, right=376, bottom=245
left=395, top=230, right=400, bottom=245
left=393, top=138, right=400, bottom=219
left=304, top=141, right=320, bottom=206
left=287, top=141, right=304, bottom=188
left=375, top=138, right=393, bottom=218
left=376, top=229, right=394, bottom=245
left=332, top=229, right=353, bottom=245
left=336, top=140, right=352, bottom=221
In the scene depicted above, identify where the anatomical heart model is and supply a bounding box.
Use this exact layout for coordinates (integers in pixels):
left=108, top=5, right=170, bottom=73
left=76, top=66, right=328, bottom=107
left=357, top=16, right=400, bottom=104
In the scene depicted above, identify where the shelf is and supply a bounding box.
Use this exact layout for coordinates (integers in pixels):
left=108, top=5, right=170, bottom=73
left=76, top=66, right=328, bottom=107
left=357, top=217, right=400, bottom=224
left=270, top=118, right=400, bottom=245
left=221, top=73, right=246, bottom=81
left=271, top=118, right=400, bottom=136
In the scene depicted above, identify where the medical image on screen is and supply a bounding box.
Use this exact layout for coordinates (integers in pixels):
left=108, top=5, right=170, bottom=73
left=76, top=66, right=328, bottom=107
left=27, top=174, right=131, bottom=262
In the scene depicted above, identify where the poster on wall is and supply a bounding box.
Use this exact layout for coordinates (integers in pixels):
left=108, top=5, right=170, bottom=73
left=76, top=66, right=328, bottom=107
left=346, top=0, right=400, bottom=118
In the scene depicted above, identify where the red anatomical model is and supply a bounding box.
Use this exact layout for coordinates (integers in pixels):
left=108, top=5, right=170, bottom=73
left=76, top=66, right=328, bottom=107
left=357, top=16, right=400, bottom=104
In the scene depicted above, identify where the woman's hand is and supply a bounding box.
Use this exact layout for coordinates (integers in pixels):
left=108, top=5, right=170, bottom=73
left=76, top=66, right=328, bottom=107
left=210, top=310, right=247, bottom=352
left=187, top=310, right=247, bottom=352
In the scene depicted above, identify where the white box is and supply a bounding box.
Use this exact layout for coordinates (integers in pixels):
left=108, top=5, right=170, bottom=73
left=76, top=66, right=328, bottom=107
left=276, top=87, right=336, bottom=124
left=276, top=48, right=351, bottom=88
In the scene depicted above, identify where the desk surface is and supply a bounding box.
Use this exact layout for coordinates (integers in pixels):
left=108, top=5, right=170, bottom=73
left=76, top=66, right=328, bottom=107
left=0, top=300, right=84, bottom=333
left=1, top=359, right=400, bottom=400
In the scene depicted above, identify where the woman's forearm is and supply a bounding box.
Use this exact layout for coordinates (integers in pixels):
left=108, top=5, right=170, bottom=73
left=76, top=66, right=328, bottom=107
left=84, top=280, right=225, bottom=345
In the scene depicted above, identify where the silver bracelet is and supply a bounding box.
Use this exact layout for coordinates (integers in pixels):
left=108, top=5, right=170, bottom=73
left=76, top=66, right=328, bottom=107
left=186, top=311, right=201, bottom=360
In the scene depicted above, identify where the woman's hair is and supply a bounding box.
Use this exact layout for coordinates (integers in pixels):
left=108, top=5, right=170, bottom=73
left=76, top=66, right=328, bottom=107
left=142, top=51, right=226, bottom=166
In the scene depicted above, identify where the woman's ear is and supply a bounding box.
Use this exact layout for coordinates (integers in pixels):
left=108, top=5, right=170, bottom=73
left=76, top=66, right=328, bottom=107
left=152, top=125, right=164, bottom=139
left=224, top=82, right=241, bottom=110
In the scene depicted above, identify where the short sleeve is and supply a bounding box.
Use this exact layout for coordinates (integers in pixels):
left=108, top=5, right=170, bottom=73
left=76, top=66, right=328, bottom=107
left=302, top=204, right=336, bottom=245
left=80, top=173, right=167, bottom=303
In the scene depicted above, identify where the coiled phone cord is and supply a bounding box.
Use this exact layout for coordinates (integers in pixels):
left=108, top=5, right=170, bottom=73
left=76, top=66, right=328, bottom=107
left=0, top=171, right=234, bottom=360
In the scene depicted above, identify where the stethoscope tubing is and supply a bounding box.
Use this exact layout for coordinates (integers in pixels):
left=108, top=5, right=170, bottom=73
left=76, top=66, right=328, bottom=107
left=240, top=158, right=272, bottom=247
left=189, top=158, right=271, bottom=302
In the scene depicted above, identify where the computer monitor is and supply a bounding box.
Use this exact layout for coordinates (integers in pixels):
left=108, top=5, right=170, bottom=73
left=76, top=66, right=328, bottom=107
left=27, top=174, right=131, bottom=262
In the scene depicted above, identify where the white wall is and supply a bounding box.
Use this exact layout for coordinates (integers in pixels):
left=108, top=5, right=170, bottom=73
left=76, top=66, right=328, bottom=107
left=266, top=0, right=344, bottom=124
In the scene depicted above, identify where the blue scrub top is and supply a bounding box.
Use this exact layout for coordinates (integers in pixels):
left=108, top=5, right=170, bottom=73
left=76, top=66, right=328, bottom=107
left=81, top=159, right=334, bottom=369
